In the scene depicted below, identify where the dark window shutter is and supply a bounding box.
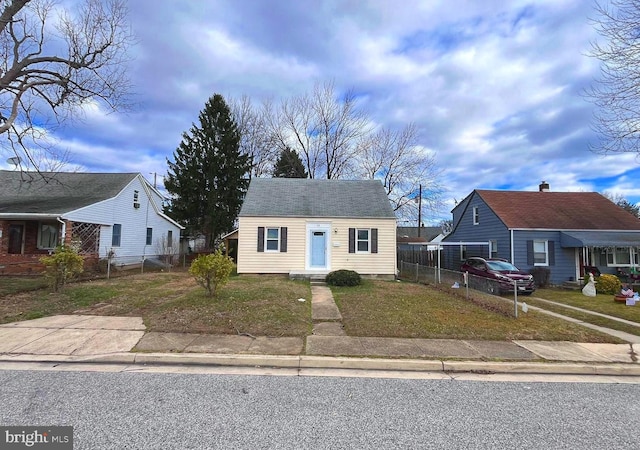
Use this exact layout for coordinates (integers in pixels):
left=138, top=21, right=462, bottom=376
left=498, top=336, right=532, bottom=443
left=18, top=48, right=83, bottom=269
left=280, top=227, right=288, bottom=253
left=526, top=240, right=533, bottom=266
left=348, top=228, right=355, bottom=253
left=371, top=228, right=378, bottom=254
left=548, top=240, right=555, bottom=266
left=257, top=227, right=264, bottom=252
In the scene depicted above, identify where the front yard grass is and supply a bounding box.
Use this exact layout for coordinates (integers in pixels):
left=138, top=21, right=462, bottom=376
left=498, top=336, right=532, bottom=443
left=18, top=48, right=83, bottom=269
left=527, top=288, right=640, bottom=337
left=0, top=272, right=312, bottom=337
left=0, top=277, right=49, bottom=296
left=2, top=273, right=632, bottom=342
left=331, top=280, right=624, bottom=343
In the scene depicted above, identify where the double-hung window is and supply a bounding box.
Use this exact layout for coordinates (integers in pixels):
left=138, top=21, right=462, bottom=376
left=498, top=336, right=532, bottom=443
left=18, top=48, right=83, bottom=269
left=490, top=240, right=498, bottom=258
left=146, top=228, right=153, bottom=246
left=533, top=240, right=548, bottom=266
left=266, top=228, right=280, bottom=251
left=112, top=224, right=122, bottom=247
left=356, top=229, right=370, bottom=253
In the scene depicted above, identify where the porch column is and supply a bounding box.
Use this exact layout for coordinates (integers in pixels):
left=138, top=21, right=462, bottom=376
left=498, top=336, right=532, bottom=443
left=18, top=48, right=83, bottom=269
left=64, top=220, right=73, bottom=246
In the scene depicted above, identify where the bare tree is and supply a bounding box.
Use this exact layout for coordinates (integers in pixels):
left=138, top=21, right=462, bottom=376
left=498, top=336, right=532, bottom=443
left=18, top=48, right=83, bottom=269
left=603, top=191, right=640, bottom=217
left=229, top=94, right=278, bottom=177
left=586, top=0, right=640, bottom=155
left=0, top=0, right=133, bottom=171
left=355, top=123, right=442, bottom=219
left=267, top=81, right=369, bottom=179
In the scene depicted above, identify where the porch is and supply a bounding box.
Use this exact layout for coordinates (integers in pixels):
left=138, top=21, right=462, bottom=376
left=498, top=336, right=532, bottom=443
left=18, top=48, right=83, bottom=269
left=557, top=231, right=640, bottom=286
left=0, top=219, right=101, bottom=275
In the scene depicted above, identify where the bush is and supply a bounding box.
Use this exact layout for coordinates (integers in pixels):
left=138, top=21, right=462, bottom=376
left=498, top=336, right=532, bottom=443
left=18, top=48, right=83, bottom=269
left=40, top=245, right=84, bottom=292
left=595, top=273, right=621, bottom=295
left=325, top=269, right=361, bottom=287
left=530, top=267, right=551, bottom=288
left=189, top=250, right=234, bottom=297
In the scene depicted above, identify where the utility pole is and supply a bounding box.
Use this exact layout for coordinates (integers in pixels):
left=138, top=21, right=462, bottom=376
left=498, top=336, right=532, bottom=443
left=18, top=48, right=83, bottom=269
left=418, top=184, right=422, bottom=237
left=149, top=172, right=158, bottom=189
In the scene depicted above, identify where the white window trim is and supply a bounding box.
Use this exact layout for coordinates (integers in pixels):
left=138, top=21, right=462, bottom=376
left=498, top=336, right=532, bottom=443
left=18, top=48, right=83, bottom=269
left=472, top=207, right=479, bottom=225
left=37, top=222, right=59, bottom=250
left=146, top=227, right=153, bottom=246
left=356, top=228, right=370, bottom=254
left=265, top=227, right=280, bottom=252
left=533, top=240, right=549, bottom=266
left=460, top=245, right=467, bottom=261
left=112, top=224, right=122, bottom=247
left=490, top=240, right=498, bottom=258
left=606, top=247, right=637, bottom=267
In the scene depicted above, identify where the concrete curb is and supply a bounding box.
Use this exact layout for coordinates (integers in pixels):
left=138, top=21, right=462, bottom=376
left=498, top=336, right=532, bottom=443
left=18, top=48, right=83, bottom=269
left=2, top=352, right=640, bottom=376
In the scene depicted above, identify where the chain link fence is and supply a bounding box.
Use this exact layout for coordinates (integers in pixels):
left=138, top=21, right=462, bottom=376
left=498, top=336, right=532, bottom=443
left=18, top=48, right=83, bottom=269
left=398, top=261, right=526, bottom=318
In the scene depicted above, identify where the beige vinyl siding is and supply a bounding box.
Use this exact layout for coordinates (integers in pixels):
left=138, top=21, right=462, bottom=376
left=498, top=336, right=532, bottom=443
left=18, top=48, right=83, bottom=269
left=237, top=217, right=306, bottom=273
left=332, top=218, right=396, bottom=275
left=237, top=216, right=396, bottom=275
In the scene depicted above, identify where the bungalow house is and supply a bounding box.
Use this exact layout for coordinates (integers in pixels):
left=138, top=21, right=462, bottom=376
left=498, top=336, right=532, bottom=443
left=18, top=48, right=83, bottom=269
left=237, top=178, right=396, bottom=278
left=0, top=171, right=183, bottom=274
left=442, top=182, right=640, bottom=285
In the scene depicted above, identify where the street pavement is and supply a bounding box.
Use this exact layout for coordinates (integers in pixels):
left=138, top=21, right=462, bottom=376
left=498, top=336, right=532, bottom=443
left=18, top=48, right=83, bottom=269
left=1, top=285, right=639, bottom=377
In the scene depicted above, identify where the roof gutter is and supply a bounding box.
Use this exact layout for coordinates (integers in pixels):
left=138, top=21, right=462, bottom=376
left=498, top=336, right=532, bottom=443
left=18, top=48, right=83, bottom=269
left=0, top=213, right=61, bottom=220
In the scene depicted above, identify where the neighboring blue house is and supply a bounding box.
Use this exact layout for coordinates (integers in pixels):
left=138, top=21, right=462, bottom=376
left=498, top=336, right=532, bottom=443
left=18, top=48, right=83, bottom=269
left=442, top=182, right=640, bottom=285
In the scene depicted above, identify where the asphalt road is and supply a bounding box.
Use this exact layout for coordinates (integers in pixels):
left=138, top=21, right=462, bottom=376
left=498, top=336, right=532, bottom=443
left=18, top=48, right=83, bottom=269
left=0, top=369, right=638, bottom=449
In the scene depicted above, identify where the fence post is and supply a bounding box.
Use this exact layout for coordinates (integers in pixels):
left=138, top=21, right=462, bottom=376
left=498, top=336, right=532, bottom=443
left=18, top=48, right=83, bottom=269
left=513, top=280, right=518, bottom=318
left=464, top=271, right=469, bottom=299
left=415, top=262, right=419, bottom=282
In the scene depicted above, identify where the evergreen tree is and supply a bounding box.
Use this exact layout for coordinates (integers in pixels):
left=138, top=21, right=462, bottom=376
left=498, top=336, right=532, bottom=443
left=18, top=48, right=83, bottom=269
left=165, top=94, right=251, bottom=248
left=272, top=147, right=308, bottom=178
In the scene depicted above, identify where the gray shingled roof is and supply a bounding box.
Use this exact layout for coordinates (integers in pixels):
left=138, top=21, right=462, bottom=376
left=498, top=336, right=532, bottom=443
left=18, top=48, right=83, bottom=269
left=0, top=171, right=138, bottom=215
left=239, top=178, right=395, bottom=218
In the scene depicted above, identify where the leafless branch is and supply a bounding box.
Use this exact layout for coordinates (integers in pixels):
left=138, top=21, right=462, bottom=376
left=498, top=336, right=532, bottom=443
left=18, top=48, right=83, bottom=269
left=0, top=0, right=133, bottom=171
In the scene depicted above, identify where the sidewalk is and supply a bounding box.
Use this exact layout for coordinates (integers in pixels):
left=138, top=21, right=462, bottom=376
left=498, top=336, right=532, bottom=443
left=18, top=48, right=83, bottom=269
left=0, top=285, right=639, bottom=376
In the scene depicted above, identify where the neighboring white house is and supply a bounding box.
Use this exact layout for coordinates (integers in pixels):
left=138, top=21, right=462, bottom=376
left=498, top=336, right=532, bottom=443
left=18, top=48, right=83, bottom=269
left=0, top=171, right=183, bottom=273
left=237, top=178, right=397, bottom=278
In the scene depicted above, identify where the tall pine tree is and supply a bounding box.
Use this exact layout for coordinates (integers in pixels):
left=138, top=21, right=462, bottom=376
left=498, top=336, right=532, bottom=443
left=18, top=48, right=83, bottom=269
left=165, top=94, right=251, bottom=248
left=272, top=147, right=308, bottom=178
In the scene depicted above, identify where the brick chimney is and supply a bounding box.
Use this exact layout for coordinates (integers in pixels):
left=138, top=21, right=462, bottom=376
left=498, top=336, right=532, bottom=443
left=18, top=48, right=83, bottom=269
left=539, top=181, right=550, bottom=192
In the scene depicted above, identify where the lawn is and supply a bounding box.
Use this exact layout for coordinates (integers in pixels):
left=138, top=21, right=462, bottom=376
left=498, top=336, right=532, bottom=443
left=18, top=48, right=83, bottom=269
left=0, top=271, right=312, bottom=337
left=0, top=277, right=49, bottom=296
left=527, top=288, right=640, bottom=337
left=331, top=280, right=625, bottom=343
left=1, top=273, right=629, bottom=343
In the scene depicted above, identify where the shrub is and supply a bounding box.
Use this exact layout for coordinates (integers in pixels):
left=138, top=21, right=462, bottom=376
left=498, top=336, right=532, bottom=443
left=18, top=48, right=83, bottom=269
left=530, top=267, right=551, bottom=288
left=189, top=250, right=234, bottom=297
left=595, top=273, right=621, bottom=295
left=325, top=269, right=361, bottom=287
left=40, top=245, right=84, bottom=292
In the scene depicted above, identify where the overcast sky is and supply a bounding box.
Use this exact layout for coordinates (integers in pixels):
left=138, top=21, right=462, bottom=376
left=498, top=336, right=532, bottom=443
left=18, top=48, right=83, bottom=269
left=4, top=0, right=638, bottom=223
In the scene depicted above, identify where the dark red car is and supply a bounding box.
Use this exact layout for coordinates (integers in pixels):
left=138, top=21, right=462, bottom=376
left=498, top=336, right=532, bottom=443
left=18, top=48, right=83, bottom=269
left=460, top=257, right=536, bottom=295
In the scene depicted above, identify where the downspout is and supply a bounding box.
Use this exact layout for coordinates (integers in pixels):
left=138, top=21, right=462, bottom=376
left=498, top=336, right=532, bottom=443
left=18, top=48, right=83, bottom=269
left=510, top=229, right=514, bottom=264
left=57, top=217, right=66, bottom=248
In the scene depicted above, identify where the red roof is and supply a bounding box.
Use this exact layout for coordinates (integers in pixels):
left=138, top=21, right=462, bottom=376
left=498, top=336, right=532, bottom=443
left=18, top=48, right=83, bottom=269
left=475, top=190, right=640, bottom=230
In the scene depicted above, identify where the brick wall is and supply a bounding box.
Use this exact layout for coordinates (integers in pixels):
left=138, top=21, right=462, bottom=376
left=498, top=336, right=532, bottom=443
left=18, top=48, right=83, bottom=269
left=0, top=220, right=52, bottom=275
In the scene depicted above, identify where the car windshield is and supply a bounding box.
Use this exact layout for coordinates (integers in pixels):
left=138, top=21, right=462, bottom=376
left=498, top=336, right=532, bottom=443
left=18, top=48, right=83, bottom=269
left=486, top=260, right=519, bottom=271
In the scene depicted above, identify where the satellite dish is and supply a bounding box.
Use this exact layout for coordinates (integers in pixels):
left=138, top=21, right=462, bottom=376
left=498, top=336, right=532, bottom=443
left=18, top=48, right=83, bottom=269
left=6, top=156, right=21, bottom=169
